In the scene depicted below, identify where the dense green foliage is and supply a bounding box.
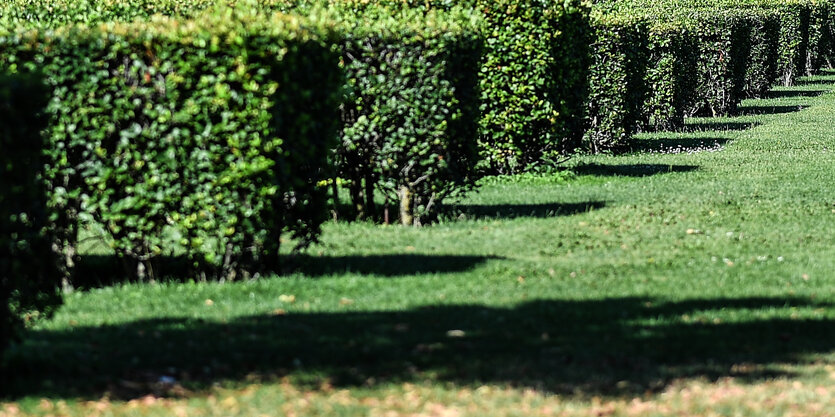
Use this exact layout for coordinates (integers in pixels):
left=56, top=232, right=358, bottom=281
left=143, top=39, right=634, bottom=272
left=0, top=9, right=343, bottom=280
left=689, top=9, right=753, bottom=116
left=743, top=9, right=781, bottom=98
left=449, top=0, right=588, bottom=171
left=290, top=0, right=591, bottom=173
left=584, top=13, right=648, bottom=152
left=643, top=22, right=698, bottom=131
left=0, top=73, right=62, bottom=358
left=0, top=0, right=214, bottom=28
left=586, top=0, right=835, bottom=149
left=325, top=8, right=482, bottom=225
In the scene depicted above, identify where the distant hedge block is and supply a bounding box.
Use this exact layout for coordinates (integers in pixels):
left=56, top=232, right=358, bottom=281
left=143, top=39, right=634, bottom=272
left=299, top=0, right=591, bottom=172
left=643, top=22, right=698, bottom=131
left=584, top=15, right=649, bottom=152
left=808, top=1, right=834, bottom=72
left=744, top=9, right=781, bottom=98
left=776, top=3, right=811, bottom=85
left=330, top=8, right=482, bottom=225
left=688, top=10, right=752, bottom=116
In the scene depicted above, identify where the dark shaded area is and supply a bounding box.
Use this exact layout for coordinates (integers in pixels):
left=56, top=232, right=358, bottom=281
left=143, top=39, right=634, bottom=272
left=445, top=201, right=606, bottom=220
left=70, top=253, right=497, bottom=288
left=764, top=89, right=826, bottom=99
left=573, top=163, right=698, bottom=177
left=795, top=77, right=835, bottom=86
left=282, top=254, right=499, bottom=277
left=3, top=297, right=834, bottom=399
left=72, top=255, right=193, bottom=288
left=734, top=105, right=805, bottom=115
left=627, top=137, right=730, bottom=154
left=682, top=121, right=758, bottom=132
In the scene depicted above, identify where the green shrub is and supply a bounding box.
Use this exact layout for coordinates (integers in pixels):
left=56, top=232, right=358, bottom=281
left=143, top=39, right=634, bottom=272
left=808, top=0, right=834, bottom=72
left=0, top=8, right=342, bottom=280
left=0, top=0, right=215, bottom=29
left=686, top=9, right=752, bottom=116
left=320, top=7, right=482, bottom=225
left=0, top=73, right=62, bottom=358
left=743, top=8, right=781, bottom=98
left=775, top=1, right=811, bottom=84
left=643, top=21, right=698, bottom=131
left=584, top=13, right=649, bottom=151
left=469, top=0, right=590, bottom=169
left=300, top=0, right=590, bottom=172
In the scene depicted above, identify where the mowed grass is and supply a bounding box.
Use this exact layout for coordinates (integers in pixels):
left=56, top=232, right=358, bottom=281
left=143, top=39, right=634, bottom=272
left=3, top=73, right=835, bottom=416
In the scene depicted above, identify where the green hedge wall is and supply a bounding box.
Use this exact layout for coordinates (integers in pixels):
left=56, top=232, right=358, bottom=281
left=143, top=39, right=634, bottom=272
left=584, top=13, right=648, bottom=152
left=687, top=9, right=752, bottom=116
left=296, top=0, right=590, bottom=172
left=0, top=73, right=62, bottom=358
left=643, top=21, right=698, bottom=131
left=591, top=0, right=834, bottom=149
left=324, top=7, right=482, bottom=225
left=0, top=9, right=343, bottom=280
left=776, top=2, right=811, bottom=85
left=0, top=0, right=215, bottom=29
left=808, top=0, right=835, bottom=72
left=464, top=0, right=589, bottom=170
left=744, top=8, right=781, bottom=98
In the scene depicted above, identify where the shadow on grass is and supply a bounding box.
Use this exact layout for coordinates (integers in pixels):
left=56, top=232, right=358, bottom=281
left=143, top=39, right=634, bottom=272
left=445, top=201, right=606, bottom=220
left=72, top=255, right=194, bottom=289
left=283, top=254, right=499, bottom=277
left=70, top=253, right=498, bottom=288
left=682, top=121, right=758, bottom=132
left=573, top=163, right=698, bottom=177
left=734, top=105, right=806, bottom=116
left=4, top=297, right=834, bottom=399
left=794, top=77, right=835, bottom=86
left=627, top=137, right=730, bottom=154
left=764, top=89, right=826, bottom=99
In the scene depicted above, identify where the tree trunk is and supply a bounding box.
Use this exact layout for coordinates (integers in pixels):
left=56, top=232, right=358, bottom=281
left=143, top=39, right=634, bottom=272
left=364, top=175, right=376, bottom=221
left=399, top=185, right=413, bottom=226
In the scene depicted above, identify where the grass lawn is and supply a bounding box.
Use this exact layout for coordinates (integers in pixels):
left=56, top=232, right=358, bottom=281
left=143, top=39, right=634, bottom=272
left=3, top=73, right=835, bottom=416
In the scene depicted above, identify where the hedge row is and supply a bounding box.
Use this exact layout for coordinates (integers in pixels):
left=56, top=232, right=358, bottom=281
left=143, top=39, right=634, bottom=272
left=1, top=7, right=344, bottom=281
left=0, top=73, right=62, bottom=356
left=584, top=0, right=835, bottom=151
left=272, top=0, right=591, bottom=173
left=1, top=0, right=591, bottom=174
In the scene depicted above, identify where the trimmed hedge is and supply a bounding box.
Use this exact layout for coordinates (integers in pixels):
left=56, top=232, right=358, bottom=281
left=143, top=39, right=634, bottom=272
left=0, top=8, right=343, bottom=280
left=0, top=0, right=215, bottom=29
left=323, top=7, right=482, bottom=225
left=686, top=9, right=752, bottom=117
left=3, top=0, right=592, bottom=174
left=584, top=13, right=648, bottom=152
left=643, top=21, right=698, bottom=131
left=293, top=0, right=591, bottom=172
left=744, top=8, right=781, bottom=98
left=461, top=0, right=589, bottom=170
left=808, top=0, right=835, bottom=72
left=0, top=73, right=62, bottom=358
left=775, top=1, right=812, bottom=84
